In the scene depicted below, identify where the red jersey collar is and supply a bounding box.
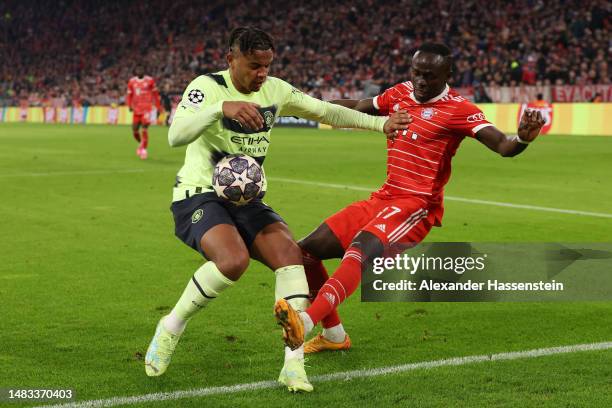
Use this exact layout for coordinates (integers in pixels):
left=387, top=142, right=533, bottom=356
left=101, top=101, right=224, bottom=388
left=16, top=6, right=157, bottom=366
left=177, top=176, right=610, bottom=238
left=409, top=84, right=449, bottom=104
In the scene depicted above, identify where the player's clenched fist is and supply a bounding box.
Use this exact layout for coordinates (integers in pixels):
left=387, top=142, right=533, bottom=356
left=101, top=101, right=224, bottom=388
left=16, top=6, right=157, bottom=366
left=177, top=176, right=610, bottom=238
left=222, top=101, right=264, bottom=131
left=383, top=110, right=412, bottom=139
left=518, top=109, right=545, bottom=143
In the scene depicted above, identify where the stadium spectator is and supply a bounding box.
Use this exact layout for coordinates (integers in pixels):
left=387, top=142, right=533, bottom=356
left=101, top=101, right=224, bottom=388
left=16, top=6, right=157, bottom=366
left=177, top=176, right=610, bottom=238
left=474, top=83, right=493, bottom=103
left=0, top=0, right=609, bottom=105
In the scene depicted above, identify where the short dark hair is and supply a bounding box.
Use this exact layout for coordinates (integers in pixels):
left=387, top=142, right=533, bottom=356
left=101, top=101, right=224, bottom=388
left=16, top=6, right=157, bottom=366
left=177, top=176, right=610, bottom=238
left=417, top=42, right=451, bottom=58
left=229, top=26, right=275, bottom=54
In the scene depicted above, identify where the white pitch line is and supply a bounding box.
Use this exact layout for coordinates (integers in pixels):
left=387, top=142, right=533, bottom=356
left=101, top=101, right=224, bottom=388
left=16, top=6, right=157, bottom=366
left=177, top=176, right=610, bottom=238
left=1, top=170, right=610, bottom=219
left=441, top=196, right=612, bottom=219
left=269, top=177, right=612, bottom=219
left=36, top=341, right=612, bottom=408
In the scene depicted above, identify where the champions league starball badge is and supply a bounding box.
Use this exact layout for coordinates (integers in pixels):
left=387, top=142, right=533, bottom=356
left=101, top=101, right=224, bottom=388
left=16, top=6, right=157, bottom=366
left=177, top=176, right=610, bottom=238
left=421, top=108, right=434, bottom=119
left=188, top=89, right=205, bottom=104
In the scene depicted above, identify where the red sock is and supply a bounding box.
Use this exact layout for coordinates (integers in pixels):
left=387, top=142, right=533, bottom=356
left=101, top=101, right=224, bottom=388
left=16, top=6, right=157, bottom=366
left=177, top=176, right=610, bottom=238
left=132, top=129, right=141, bottom=142
left=302, top=250, right=341, bottom=328
left=306, top=246, right=362, bottom=326
left=141, top=128, right=149, bottom=149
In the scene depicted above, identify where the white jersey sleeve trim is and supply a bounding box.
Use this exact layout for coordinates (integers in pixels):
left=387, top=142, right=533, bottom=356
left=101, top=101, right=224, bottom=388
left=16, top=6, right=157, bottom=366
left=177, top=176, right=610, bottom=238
left=472, top=123, right=494, bottom=134
left=372, top=95, right=380, bottom=110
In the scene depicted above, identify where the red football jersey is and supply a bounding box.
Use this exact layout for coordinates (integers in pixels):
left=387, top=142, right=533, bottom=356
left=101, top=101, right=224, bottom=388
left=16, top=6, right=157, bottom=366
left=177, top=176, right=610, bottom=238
left=127, top=76, right=160, bottom=114
left=373, top=81, right=493, bottom=201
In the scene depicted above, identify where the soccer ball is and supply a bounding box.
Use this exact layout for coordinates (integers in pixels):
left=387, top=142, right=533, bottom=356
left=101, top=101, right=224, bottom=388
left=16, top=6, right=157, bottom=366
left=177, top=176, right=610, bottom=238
left=212, top=154, right=264, bottom=205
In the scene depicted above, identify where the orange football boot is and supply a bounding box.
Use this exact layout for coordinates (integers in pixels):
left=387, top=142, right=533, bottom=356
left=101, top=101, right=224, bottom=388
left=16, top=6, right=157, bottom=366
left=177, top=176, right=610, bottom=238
left=304, top=333, right=351, bottom=353
left=274, top=298, right=305, bottom=350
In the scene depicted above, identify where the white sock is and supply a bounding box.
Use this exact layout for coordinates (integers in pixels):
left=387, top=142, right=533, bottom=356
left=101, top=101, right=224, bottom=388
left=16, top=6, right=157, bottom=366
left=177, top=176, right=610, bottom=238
left=300, top=311, right=314, bottom=336
left=284, top=345, right=304, bottom=362
left=275, top=265, right=310, bottom=312
left=163, top=311, right=187, bottom=335
left=322, top=323, right=346, bottom=343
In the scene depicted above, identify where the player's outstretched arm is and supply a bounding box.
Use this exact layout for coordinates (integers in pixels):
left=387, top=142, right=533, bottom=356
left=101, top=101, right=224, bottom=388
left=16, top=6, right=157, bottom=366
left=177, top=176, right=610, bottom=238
left=475, top=110, right=545, bottom=157
left=329, top=98, right=411, bottom=138
left=320, top=100, right=410, bottom=135
left=281, top=87, right=409, bottom=134
left=329, top=98, right=378, bottom=114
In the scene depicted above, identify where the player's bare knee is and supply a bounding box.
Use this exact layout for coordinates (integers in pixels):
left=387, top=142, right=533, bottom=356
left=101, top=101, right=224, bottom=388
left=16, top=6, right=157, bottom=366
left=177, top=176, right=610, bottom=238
left=351, top=231, right=384, bottom=260
left=215, top=252, right=250, bottom=280
left=266, top=241, right=302, bottom=270
left=280, top=241, right=303, bottom=266
left=299, top=224, right=343, bottom=259
left=298, top=235, right=317, bottom=253
left=299, top=238, right=324, bottom=265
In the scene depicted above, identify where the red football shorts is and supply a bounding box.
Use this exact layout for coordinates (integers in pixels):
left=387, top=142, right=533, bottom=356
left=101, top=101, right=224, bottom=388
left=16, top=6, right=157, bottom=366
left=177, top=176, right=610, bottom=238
left=325, top=194, right=442, bottom=250
left=132, top=112, right=151, bottom=126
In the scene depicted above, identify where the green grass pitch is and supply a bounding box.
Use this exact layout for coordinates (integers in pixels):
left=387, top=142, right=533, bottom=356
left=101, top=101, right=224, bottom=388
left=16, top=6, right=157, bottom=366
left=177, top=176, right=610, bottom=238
left=0, top=123, right=611, bottom=407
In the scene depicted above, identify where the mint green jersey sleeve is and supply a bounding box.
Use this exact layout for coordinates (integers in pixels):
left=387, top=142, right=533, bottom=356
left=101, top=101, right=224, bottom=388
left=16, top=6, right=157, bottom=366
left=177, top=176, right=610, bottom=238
left=168, top=77, right=224, bottom=147
left=278, top=81, right=386, bottom=132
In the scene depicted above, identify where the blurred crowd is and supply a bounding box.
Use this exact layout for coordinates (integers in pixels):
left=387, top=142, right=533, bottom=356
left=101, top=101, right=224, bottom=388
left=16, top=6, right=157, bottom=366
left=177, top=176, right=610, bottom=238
left=0, top=0, right=609, bottom=107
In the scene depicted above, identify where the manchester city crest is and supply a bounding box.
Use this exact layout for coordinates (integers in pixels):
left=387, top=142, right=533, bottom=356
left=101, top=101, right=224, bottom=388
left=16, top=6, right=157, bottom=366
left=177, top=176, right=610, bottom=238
left=263, top=110, right=274, bottom=127
left=191, top=208, right=204, bottom=223
left=421, top=108, right=434, bottom=120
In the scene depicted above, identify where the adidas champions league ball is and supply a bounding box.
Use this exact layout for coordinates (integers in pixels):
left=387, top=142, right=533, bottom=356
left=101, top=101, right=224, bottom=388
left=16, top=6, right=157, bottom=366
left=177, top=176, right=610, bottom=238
left=212, top=154, right=264, bottom=205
